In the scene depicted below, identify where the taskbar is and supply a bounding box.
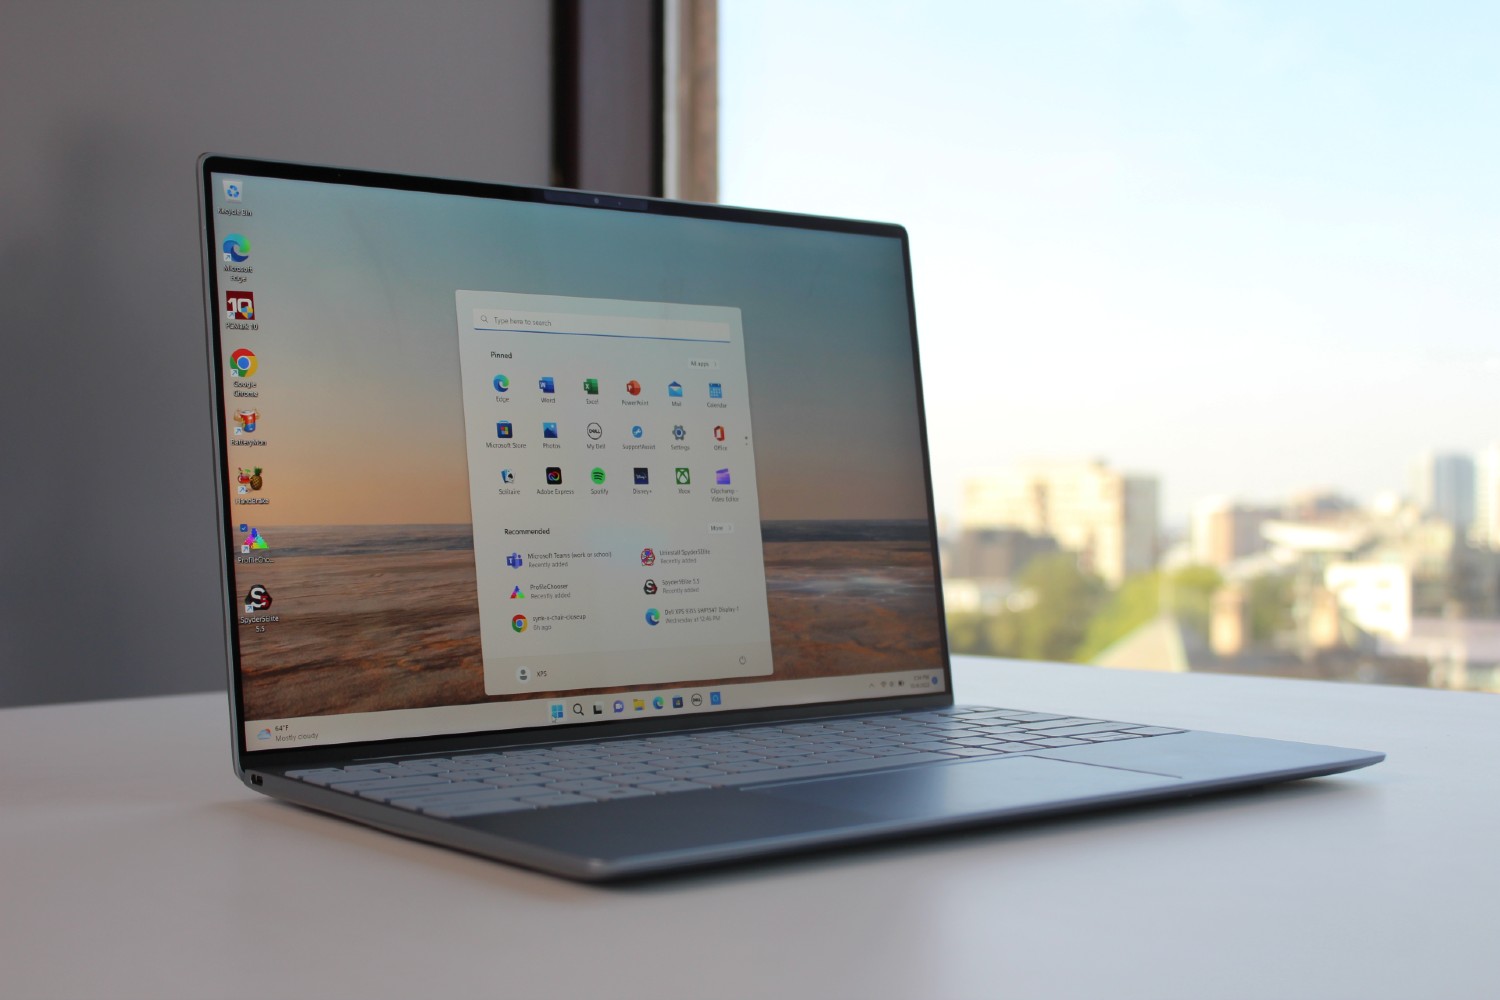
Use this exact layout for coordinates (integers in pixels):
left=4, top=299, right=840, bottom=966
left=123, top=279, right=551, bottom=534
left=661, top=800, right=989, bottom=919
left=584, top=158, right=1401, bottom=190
left=245, top=669, right=946, bottom=751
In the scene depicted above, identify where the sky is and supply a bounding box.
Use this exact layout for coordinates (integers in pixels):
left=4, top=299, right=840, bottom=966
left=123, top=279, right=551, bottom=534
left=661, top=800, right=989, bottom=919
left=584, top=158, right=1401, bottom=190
left=720, top=0, right=1500, bottom=528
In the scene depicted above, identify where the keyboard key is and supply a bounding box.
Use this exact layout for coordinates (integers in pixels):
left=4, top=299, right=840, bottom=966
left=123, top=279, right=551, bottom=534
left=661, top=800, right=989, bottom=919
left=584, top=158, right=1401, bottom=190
left=387, top=788, right=514, bottom=810
left=713, top=760, right=779, bottom=773
left=328, top=775, right=418, bottom=792
left=480, top=782, right=552, bottom=797
left=546, top=779, right=619, bottom=793
left=481, top=774, right=550, bottom=787
left=594, top=762, right=656, bottom=775
left=433, top=767, right=509, bottom=780
left=1040, top=723, right=1132, bottom=738
left=1013, top=718, right=1105, bottom=732
left=360, top=780, right=489, bottom=802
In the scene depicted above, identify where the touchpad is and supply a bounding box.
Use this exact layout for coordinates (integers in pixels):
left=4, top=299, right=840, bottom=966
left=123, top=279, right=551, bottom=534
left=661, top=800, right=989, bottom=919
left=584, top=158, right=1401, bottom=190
left=746, top=756, right=1180, bottom=822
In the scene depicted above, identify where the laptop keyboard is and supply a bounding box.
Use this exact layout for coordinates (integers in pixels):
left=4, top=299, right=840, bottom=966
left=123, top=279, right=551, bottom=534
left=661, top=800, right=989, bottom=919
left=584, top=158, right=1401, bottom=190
left=282, top=707, right=1184, bottom=819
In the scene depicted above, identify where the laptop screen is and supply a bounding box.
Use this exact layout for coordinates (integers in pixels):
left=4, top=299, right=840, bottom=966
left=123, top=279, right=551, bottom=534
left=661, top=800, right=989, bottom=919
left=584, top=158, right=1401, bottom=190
left=204, top=160, right=948, bottom=753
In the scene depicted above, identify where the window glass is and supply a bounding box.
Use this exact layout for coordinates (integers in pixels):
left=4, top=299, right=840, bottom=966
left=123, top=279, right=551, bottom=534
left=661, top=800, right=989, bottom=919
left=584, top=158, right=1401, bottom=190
left=723, top=1, right=1500, bottom=692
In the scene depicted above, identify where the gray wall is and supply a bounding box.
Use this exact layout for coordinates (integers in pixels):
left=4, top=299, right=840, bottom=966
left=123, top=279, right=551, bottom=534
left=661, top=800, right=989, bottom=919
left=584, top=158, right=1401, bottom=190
left=0, top=1, right=554, bottom=706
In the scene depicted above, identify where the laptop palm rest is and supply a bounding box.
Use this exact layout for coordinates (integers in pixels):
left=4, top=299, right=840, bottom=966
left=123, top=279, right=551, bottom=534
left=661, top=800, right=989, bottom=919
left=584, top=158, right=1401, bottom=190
left=748, top=756, right=1180, bottom=823
left=463, top=759, right=1179, bottom=869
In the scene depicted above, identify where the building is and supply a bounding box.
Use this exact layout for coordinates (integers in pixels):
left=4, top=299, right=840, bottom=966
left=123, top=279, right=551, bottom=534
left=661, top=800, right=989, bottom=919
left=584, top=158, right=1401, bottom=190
left=1191, top=497, right=1277, bottom=569
left=1475, top=444, right=1500, bottom=550
left=940, top=528, right=1061, bottom=616
left=961, top=460, right=1159, bottom=586
left=1412, top=451, right=1475, bottom=533
left=1325, top=561, right=1413, bottom=641
left=943, top=527, right=1059, bottom=582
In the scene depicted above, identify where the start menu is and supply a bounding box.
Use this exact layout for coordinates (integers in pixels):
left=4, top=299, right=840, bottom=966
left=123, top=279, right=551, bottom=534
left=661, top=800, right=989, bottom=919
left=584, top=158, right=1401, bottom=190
left=455, top=290, right=775, bottom=696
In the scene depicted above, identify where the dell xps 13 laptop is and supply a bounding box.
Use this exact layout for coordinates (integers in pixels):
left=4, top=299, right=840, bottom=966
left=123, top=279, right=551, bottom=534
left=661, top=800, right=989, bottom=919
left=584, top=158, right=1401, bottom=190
left=200, top=156, right=1382, bottom=880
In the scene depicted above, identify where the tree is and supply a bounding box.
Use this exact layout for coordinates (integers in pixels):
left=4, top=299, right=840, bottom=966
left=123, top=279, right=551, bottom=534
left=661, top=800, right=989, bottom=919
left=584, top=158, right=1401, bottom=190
left=1246, top=573, right=1294, bottom=643
left=1010, top=553, right=1108, bottom=662
left=1075, top=565, right=1222, bottom=662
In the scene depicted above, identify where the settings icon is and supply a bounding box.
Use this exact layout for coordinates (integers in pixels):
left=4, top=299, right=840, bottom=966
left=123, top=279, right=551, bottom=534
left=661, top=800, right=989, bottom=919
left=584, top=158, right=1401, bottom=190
left=672, top=424, right=685, bottom=440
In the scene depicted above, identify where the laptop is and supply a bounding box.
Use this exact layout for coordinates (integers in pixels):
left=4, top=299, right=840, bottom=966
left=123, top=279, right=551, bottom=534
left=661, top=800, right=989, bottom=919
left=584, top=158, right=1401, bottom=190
left=199, top=155, right=1383, bottom=881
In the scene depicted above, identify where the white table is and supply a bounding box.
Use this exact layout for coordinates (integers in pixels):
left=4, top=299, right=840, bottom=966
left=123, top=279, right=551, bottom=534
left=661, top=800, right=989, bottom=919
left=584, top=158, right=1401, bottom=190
left=4, top=657, right=1495, bottom=1000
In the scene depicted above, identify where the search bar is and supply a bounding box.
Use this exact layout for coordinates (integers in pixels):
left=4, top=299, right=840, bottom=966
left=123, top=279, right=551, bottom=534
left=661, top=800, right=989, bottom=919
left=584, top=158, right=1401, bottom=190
left=471, top=308, right=731, bottom=344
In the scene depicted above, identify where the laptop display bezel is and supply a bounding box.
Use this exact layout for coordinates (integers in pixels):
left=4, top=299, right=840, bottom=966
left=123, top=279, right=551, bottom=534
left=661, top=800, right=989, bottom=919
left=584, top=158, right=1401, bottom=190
left=198, top=154, right=955, bottom=771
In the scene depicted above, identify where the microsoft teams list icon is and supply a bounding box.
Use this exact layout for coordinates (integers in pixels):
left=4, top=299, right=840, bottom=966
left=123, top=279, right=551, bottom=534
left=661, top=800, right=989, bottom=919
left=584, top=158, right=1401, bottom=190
left=506, top=552, right=524, bottom=569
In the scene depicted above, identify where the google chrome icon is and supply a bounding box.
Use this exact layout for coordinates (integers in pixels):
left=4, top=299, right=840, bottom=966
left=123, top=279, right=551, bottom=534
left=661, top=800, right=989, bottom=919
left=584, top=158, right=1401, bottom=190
left=229, top=349, right=258, bottom=378
left=511, top=613, right=528, bottom=633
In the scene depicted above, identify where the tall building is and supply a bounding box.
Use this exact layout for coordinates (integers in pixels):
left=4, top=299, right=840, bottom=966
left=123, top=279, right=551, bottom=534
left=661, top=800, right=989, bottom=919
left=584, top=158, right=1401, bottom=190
left=943, top=528, right=1059, bottom=582
left=1191, top=497, right=1277, bottom=569
left=1476, top=445, right=1500, bottom=550
left=1412, top=451, right=1476, bottom=533
left=961, top=460, right=1159, bottom=586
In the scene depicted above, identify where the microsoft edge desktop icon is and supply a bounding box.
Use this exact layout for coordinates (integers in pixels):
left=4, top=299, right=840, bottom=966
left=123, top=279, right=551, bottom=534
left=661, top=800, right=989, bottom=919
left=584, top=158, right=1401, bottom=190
left=221, top=234, right=250, bottom=263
